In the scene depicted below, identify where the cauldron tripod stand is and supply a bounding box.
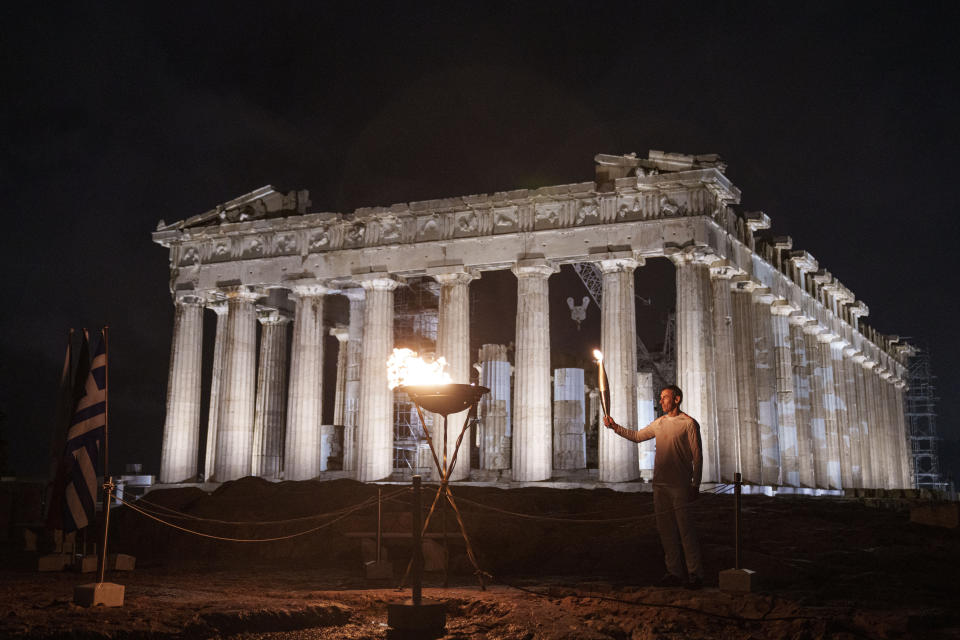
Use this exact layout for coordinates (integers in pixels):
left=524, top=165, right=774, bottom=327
left=398, top=384, right=490, bottom=590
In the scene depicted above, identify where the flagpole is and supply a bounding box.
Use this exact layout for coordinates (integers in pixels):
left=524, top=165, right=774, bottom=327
left=97, top=326, right=113, bottom=585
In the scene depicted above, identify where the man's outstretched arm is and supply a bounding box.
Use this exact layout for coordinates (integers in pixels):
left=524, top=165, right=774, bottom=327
left=603, top=416, right=655, bottom=443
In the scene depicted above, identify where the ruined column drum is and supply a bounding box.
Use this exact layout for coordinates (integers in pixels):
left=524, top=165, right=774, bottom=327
left=154, top=152, right=914, bottom=489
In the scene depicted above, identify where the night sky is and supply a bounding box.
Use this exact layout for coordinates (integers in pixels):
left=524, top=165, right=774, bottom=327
left=2, top=3, right=958, bottom=483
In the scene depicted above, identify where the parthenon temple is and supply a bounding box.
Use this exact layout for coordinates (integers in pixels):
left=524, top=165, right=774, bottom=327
left=153, top=150, right=914, bottom=491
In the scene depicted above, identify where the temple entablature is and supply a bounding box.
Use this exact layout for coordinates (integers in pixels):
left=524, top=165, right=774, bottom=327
left=153, top=150, right=910, bottom=372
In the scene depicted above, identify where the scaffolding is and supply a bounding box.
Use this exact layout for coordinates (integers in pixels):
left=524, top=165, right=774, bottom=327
left=392, top=279, right=439, bottom=475
left=905, top=347, right=949, bottom=491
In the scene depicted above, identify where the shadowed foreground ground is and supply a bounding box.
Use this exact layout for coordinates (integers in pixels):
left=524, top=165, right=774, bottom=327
left=2, top=478, right=958, bottom=639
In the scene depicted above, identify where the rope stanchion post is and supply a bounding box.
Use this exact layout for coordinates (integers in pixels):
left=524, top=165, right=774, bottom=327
left=719, top=471, right=756, bottom=592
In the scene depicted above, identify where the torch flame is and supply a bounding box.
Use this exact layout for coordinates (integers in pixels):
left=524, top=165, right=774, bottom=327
left=593, top=349, right=603, bottom=362
left=387, top=348, right=452, bottom=390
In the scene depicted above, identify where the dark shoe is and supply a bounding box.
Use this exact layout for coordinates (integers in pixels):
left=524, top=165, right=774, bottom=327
left=657, top=573, right=684, bottom=587
left=685, top=574, right=703, bottom=590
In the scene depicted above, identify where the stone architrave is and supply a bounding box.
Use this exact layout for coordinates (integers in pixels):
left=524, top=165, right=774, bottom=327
left=732, top=280, right=761, bottom=485
left=478, top=344, right=511, bottom=470
left=636, top=371, right=656, bottom=477
left=214, top=286, right=262, bottom=482
left=671, top=251, right=719, bottom=484
left=789, top=317, right=816, bottom=488
left=832, top=340, right=854, bottom=488
left=511, top=259, right=557, bottom=482
left=553, top=368, right=586, bottom=470
left=709, top=262, right=741, bottom=483
left=203, top=301, right=228, bottom=482
left=159, top=294, right=205, bottom=484
left=598, top=255, right=642, bottom=483
left=251, top=310, right=290, bottom=479
left=753, top=288, right=781, bottom=486
left=283, top=283, right=328, bottom=481
left=429, top=268, right=477, bottom=482
left=356, top=276, right=400, bottom=482
left=330, top=326, right=349, bottom=427
left=342, top=289, right=365, bottom=473
left=770, top=303, right=799, bottom=487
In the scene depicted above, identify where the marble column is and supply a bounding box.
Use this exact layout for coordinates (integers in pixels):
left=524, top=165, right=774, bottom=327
left=330, top=326, right=349, bottom=427
left=251, top=310, right=290, bottom=479
left=851, top=351, right=873, bottom=488
left=636, top=371, right=656, bottom=477
left=804, top=325, right=830, bottom=489
left=342, top=289, right=365, bottom=473
left=894, top=380, right=912, bottom=488
left=818, top=332, right=843, bottom=490
left=553, top=368, right=587, bottom=470
left=283, top=283, right=328, bottom=481
left=671, top=252, right=719, bottom=484
left=732, top=281, right=761, bottom=484
left=214, top=287, right=261, bottom=482
left=770, top=302, right=799, bottom=487
left=790, top=317, right=816, bottom=488
left=159, top=294, right=205, bottom=484
left=861, top=356, right=885, bottom=488
left=478, top=344, right=511, bottom=470
left=356, top=276, right=399, bottom=482
left=430, top=268, right=477, bottom=482
left=709, top=262, right=741, bottom=483
left=832, top=339, right=854, bottom=488
left=842, top=343, right=864, bottom=488
left=753, top=288, right=781, bottom=486
left=203, top=301, right=228, bottom=481
left=878, top=367, right=898, bottom=488
left=598, top=256, right=641, bottom=482
left=511, top=259, right=557, bottom=482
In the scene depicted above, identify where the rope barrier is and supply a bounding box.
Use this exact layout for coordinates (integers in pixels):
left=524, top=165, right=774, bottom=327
left=128, top=487, right=409, bottom=526
left=115, top=490, right=400, bottom=542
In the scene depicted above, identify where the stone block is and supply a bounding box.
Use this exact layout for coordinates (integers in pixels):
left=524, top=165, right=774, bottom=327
left=109, top=553, right=136, bottom=571
left=76, top=555, right=98, bottom=573
left=73, top=582, right=124, bottom=607
left=387, top=598, right=445, bottom=636
left=37, top=554, right=71, bottom=572
left=719, top=568, right=756, bottom=592
left=910, top=503, right=959, bottom=529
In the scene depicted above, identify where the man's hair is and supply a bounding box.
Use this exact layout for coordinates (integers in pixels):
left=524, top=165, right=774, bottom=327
left=660, top=385, right=683, bottom=403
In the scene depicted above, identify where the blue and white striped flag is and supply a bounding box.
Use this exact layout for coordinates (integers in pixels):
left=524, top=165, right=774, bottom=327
left=62, top=332, right=107, bottom=532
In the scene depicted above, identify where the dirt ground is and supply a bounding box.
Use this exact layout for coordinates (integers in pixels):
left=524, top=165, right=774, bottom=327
left=2, top=478, right=958, bottom=639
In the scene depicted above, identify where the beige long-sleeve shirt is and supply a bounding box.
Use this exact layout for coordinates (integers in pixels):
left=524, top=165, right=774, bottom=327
left=612, top=412, right=703, bottom=488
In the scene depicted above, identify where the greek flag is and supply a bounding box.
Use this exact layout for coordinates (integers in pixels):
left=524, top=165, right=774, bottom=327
left=62, top=333, right=106, bottom=532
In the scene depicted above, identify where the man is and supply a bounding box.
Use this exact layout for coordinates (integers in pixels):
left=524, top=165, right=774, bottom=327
left=604, top=384, right=704, bottom=589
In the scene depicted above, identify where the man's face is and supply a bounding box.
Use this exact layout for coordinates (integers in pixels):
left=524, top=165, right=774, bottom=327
left=659, top=389, right=679, bottom=413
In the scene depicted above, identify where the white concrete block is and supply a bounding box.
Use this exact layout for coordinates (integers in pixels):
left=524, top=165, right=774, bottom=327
left=74, top=582, right=124, bottom=607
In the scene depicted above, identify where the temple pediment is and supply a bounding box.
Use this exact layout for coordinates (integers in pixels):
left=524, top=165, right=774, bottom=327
left=156, top=186, right=311, bottom=232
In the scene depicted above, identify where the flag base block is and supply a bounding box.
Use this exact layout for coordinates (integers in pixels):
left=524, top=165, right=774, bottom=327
left=74, top=582, right=124, bottom=607
left=387, top=599, right=445, bottom=638
left=719, top=568, right=756, bottom=593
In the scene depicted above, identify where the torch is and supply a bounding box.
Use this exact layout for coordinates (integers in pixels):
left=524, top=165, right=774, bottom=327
left=593, top=349, right=610, bottom=420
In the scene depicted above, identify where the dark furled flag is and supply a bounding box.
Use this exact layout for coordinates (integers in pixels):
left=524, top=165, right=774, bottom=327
left=61, top=332, right=106, bottom=532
